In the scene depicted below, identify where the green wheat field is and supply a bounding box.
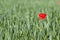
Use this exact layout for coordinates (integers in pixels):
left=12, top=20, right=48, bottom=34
left=0, top=0, right=60, bottom=40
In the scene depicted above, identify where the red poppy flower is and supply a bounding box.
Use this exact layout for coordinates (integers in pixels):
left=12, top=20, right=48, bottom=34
left=38, top=13, right=47, bottom=20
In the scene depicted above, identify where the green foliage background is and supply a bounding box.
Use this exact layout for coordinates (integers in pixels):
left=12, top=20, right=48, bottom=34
left=0, top=0, right=60, bottom=40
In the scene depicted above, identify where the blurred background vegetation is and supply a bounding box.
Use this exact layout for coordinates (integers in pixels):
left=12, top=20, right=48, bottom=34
left=0, top=0, right=60, bottom=40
